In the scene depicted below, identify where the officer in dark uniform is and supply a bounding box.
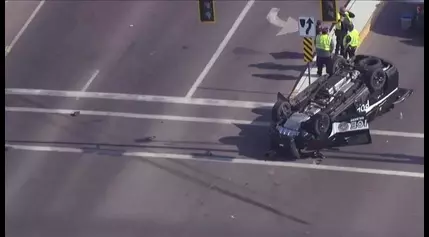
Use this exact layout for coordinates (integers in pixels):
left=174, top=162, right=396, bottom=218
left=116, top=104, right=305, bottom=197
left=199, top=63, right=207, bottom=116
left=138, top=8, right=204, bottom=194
left=333, top=7, right=355, bottom=55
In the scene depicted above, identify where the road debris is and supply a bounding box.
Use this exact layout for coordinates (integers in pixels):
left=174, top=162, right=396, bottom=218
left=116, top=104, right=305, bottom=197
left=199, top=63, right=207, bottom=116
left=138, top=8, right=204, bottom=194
left=70, top=111, right=80, bottom=116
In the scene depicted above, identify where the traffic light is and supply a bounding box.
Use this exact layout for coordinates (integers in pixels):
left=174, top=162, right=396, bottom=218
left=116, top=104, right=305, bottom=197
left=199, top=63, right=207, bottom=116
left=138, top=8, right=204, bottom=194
left=198, top=0, right=215, bottom=23
left=320, top=0, right=337, bottom=22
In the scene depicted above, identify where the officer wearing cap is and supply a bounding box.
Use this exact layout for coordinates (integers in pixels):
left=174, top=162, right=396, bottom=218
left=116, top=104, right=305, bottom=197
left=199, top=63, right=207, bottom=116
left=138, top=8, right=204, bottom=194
left=315, top=27, right=334, bottom=76
left=333, top=6, right=355, bottom=56
left=343, top=24, right=360, bottom=59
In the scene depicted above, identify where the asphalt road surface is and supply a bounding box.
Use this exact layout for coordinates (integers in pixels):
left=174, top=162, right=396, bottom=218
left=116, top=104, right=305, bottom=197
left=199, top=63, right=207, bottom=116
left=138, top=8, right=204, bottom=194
left=5, top=1, right=423, bottom=237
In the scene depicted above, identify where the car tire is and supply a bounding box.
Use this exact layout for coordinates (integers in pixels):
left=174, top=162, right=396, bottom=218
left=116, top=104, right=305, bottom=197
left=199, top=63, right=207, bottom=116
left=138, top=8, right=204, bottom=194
left=356, top=56, right=383, bottom=71
left=272, top=100, right=292, bottom=122
left=365, top=68, right=387, bottom=92
left=330, top=55, right=347, bottom=74
left=312, top=112, right=331, bottom=137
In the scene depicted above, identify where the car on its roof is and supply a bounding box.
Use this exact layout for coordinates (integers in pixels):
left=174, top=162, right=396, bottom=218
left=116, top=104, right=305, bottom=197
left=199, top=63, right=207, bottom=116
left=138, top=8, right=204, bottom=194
left=268, top=55, right=413, bottom=161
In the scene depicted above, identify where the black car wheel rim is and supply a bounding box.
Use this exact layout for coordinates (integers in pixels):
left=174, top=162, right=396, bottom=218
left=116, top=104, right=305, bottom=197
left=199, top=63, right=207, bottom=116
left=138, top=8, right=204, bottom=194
left=318, top=117, right=329, bottom=133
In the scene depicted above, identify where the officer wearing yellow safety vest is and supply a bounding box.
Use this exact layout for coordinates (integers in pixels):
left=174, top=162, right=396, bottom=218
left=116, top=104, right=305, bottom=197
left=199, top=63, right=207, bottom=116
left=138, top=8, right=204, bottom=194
left=333, top=6, right=355, bottom=56
left=343, top=24, right=360, bottom=59
left=315, top=27, right=334, bottom=77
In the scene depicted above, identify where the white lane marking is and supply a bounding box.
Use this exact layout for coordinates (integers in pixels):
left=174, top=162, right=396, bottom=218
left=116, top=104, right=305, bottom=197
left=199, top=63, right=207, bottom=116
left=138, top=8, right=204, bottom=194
left=77, top=70, right=100, bottom=100
left=5, top=106, right=424, bottom=139
left=185, top=0, right=255, bottom=98
left=5, top=106, right=269, bottom=126
left=5, top=0, right=45, bottom=57
left=5, top=144, right=424, bottom=178
left=266, top=8, right=298, bottom=36
left=5, top=88, right=273, bottom=109
left=371, top=130, right=424, bottom=139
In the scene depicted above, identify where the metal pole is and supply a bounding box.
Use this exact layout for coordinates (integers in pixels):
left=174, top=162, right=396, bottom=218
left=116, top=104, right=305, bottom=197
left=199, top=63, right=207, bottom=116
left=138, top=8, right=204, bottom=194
left=307, top=64, right=311, bottom=86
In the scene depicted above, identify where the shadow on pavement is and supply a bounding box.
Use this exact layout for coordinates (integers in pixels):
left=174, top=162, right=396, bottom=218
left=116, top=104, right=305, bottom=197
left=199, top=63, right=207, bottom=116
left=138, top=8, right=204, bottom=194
left=219, top=107, right=297, bottom=162
left=269, top=51, right=304, bottom=60
left=251, top=73, right=297, bottom=81
left=369, top=1, right=423, bottom=46
left=249, top=62, right=305, bottom=71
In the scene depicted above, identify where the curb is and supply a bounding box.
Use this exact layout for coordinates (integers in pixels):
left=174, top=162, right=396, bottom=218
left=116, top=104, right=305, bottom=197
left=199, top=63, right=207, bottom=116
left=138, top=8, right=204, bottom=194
left=357, top=1, right=385, bottom=51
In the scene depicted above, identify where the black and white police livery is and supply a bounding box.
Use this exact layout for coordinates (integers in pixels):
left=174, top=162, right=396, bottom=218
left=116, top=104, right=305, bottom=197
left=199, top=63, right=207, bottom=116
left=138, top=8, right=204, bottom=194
left=269, top=55, right=413, bottom=160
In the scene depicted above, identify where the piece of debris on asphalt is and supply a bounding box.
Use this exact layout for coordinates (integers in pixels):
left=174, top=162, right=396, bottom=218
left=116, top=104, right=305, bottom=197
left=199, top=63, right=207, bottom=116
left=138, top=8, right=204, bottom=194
left=386, top=140, right=389, bottom=143
left=130, top=24, right=134, bottom=27
left=400, top=112, right=403, bottom=119
left=136, top=136, right=156, bottom=143
left=70, top=111, right=80, bottom=116
left=230, top=215, right=235, bottom=219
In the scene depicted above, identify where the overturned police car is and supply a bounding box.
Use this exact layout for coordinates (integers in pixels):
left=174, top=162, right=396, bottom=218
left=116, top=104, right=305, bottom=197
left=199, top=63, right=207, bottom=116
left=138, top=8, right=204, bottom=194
left=268, top=55, right=413, bottom=161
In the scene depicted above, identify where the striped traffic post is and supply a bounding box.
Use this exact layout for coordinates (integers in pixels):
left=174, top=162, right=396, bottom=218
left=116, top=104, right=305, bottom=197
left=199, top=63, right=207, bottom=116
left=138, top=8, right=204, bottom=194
left=303, top=37, right=314, bottom=85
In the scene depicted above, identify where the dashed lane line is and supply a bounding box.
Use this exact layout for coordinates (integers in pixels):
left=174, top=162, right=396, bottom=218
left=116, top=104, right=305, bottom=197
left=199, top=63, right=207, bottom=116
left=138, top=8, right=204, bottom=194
left=5, top=0, right=45, bottom=57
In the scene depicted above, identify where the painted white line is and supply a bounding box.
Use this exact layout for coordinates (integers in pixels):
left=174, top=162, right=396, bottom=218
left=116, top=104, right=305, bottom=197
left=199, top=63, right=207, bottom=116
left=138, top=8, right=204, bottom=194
left=5, top=143, right=424, bottom=178
left=5, top=0, right=45, bottom=57
left=266, top=8, right=298, bottom=36
left=5, top=106, right=269, bottom=126
left=185, top=0, right=255, bottom=98
left=81, top=70, right=100, bottom=92
left=370, top=130, right=424, bottom=139
left=5, top=106, right=424, bottom=139
left=77, top=70, right=100, bottom=100
left=5, top=88, right=273, bottom=109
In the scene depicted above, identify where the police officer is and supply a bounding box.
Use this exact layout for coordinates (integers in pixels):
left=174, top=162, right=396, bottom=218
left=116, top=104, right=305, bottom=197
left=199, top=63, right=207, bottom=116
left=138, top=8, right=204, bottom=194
left=315, top=27, right=334, bottom=76
left=333, top=7, right=355, bottom=55
left=343, top=24, right=360, bottom=59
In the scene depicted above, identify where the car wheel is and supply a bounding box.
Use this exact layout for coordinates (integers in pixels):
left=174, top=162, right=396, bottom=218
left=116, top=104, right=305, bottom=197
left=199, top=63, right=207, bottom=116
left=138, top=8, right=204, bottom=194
left=313, top=112, right=331, bottom=137
left=330, top=55, right=347, bottom=74
left=366, top=68, right=387, bottom=92
left=356, top=56, right=383, bottom=71
left=272, top=100, right=292, bottom=122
